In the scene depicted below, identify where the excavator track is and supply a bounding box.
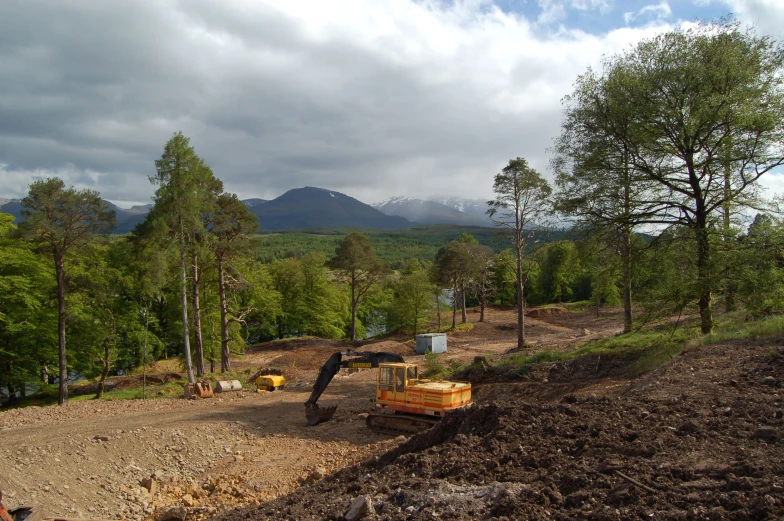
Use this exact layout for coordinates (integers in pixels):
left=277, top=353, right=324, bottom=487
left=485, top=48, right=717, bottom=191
left=366, top=412, right=440, bottom=434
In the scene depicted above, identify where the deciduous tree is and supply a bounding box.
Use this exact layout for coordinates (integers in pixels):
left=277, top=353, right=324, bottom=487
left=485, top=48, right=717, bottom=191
left=600, top=21, right=784, bottom=333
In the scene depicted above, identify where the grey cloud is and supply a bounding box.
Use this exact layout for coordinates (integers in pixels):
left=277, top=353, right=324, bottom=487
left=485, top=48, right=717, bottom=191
left=0, top=0, right=752, bottom=207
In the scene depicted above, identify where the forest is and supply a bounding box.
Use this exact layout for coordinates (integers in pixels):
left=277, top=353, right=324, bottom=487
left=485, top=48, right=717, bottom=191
left=3, top=20, right=784, bottom=405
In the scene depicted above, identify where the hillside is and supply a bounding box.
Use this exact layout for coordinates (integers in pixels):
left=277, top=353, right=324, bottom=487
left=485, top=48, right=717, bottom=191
left=250, top=187, right=410, bottom=231
left=253, top=225, right=566, bottom=266
left=0, top=199, right=148, bottom=234
left=226, top=325, right=784, bottom=521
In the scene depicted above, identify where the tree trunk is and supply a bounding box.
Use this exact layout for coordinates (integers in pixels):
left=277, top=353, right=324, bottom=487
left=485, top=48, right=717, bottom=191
left=41, top=362, right=48, bottom=384
left=55, top=254, right=68, bottom=405
left=620, top=226, right=633, bottom=333
left=695, top=201, right=714, bottom=334
left=460, top=283, right=467, bottom=323
left=218, top=257, right=231, bottom=372
left=179, top=227, right=195, bottom=384
left=350, top=271, right=358, bottom=341
left=451, top=284, right=457, bottom=329
left=434, top=289, right=442, bottom=330
left=723, top=139, right=736, bottom=312
left=95, top=338, right=110, bottom=399
left=479, top=293, right=485, bottom=323
left=516, top=249, right=525, bottom=349
left=191, top=252, right=205, bottom=376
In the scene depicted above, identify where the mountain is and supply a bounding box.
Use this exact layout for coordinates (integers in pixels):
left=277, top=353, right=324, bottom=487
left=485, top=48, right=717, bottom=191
left=429, top=196, right=490, bottom=222
left=242, top=198, right=267, bottom=208
left=250, top=187, right=410, bottom=231
left=0, top=199, right=149, bottom=234
left=373, top=196, right=489, bottom=226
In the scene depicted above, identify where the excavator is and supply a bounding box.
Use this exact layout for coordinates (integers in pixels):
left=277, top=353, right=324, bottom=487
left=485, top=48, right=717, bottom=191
left=304, top=349, right=472, bottom=433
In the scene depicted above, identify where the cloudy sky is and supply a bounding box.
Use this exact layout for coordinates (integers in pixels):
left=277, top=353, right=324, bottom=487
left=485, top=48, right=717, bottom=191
left=2, top=0, right=784, bottom=207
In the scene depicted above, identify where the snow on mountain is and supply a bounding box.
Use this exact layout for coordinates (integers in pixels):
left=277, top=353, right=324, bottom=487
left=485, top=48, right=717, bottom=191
left=374, top=196, right=489, bottom=227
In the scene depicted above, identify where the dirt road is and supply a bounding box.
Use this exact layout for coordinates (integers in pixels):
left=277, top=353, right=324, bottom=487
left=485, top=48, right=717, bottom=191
left=0, top=306, right=625, bottom=520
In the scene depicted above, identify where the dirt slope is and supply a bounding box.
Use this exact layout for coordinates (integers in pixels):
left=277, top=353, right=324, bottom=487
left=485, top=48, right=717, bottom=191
left=220, top=339, right=784, bottom=521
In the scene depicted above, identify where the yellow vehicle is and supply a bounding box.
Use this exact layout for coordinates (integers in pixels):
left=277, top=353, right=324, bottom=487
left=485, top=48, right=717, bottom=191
left=304, top=350, right=471, bottom=433
left=255, top=374, right=285, bottom=392
left=368, top=362, right=472, bottom=433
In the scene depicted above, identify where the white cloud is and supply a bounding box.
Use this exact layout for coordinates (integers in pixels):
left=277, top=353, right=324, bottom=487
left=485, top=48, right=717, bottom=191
left=624, top=1, right=672, bottom=24
left=720, top=0, right=784, bottom=40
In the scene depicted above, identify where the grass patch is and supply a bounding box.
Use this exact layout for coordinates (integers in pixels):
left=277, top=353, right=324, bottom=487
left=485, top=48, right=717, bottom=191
left=492, top=311, right=784, bottom=380
left=539, top=300, right=594, bottom=313
left=697, top=312, right=784, bottom=346
left=500, top=350, right=572, bottom=367
left=561, top=300, right=595, bottom=313
left=421, top=351, right=464, bottom=379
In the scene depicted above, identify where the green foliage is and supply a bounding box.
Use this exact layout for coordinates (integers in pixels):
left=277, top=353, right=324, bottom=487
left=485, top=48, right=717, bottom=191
left=539, top=241, right=582, bottom=303
left=267, top=254, right=345, bottom=340
left=254, top=226, right=565, bottom=266
left=0, top=212, right=56, bottom=396
left=386, top=261, right=435, bottom=335
left=329, top=233, right=390, bottom=340
left=421, top=351, right=463, bottom=379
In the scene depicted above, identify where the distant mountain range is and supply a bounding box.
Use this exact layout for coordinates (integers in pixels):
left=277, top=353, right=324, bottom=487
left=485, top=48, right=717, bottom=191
left=0, top=188, right=494, bottom=232
left=372, top=196, right=489, bottom=226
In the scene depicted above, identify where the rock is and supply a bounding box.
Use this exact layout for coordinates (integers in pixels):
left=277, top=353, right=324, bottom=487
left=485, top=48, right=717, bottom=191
left=676, top=421, right=701, bottom=436
left=751, top=427, right=778, bottom=442
left=344, top=495, right=374, bottom=521
left=141, top=477, right=158, bottom=494
left=158, top=506, right=187, bottom=521
left=760, top=376, right=777, bottom=386
left=233, top=455, right=244, bottom=462
left=93, top=435, right=110, bottom=441
left=181, top=494, right=195, bottom=507
left=565, top=490, right=590, bottom=508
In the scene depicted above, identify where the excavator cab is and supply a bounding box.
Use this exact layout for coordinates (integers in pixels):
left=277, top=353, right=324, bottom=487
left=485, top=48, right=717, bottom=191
left=373, top=362, right=471, bottom=418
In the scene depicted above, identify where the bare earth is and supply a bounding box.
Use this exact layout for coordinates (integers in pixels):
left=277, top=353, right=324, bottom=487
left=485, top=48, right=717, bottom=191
left=5, top=305, right=781, bottom=520
left=0, top=306, right=614, bottom=520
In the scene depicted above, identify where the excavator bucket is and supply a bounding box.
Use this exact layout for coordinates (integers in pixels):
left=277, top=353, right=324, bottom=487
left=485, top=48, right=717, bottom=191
left=305, top=404, right=338, bottom=426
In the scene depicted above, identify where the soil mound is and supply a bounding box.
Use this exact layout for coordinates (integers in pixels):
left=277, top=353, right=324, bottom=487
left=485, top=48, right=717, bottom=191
left=526, top=306, right=569, bottom=318
left=219, top=340, right=784, bottom=521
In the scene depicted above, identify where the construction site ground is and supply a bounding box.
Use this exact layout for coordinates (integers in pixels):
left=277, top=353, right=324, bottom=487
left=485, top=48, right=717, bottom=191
left=1, top=305, right=782, bottom=520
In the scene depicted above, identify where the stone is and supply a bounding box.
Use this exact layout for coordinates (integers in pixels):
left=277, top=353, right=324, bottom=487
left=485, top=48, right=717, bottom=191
left=158, top=506, right=187, bottom=521
left=309, top=467, right=327, bottom=481
left=141, top=477, right=158, bottom=494
left=344, top=495, right=374, bottom=521
left=181, top=494, right=195, bottom=507
left=751, top=427, right=778, bottom=442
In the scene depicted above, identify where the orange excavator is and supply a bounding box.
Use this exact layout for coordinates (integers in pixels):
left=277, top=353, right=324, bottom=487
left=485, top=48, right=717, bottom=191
left=304, top=350, right=472, bottom=433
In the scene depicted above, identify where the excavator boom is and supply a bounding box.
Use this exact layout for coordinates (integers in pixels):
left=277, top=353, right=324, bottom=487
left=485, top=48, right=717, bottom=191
left=304, top=350, right=404, bottom=426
